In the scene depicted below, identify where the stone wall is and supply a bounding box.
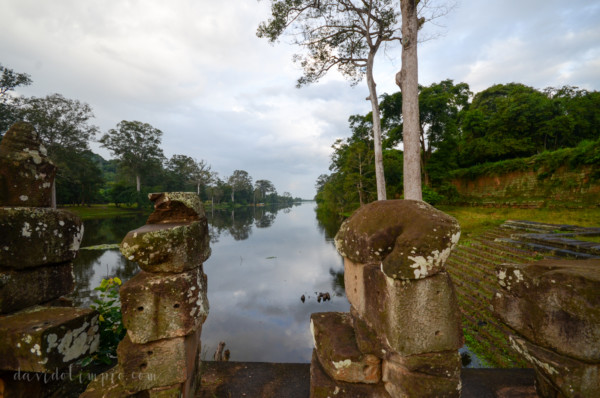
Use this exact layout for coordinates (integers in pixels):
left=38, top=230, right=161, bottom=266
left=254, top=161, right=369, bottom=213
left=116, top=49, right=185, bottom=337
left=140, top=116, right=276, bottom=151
left=309, top=200, right=464, bottom=397
left=451, top=165, right=600, bottom=207
left=0, top=122, right=99, bottom=396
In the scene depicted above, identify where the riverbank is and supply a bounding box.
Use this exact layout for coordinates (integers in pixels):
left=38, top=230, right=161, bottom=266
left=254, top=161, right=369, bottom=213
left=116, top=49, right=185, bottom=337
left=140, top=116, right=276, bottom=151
left=59, top=204, right=147, bottom=220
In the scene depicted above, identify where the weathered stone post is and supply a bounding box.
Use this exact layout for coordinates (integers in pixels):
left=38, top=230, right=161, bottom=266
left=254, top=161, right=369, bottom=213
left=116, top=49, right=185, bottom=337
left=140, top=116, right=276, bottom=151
left=492, top=259, right=600, bottom=398
left=310, top=200, right=463, bottom=397
left=0, top=122, right=99, bottom=395
left=81, top=192, right=210, bottom=397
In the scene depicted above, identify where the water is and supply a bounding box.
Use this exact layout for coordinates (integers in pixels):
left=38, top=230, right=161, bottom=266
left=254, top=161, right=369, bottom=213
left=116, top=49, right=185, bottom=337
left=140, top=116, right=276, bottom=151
left=71, top=202, right=348, bottom=363
left=70, top=202, right=485, bottom=366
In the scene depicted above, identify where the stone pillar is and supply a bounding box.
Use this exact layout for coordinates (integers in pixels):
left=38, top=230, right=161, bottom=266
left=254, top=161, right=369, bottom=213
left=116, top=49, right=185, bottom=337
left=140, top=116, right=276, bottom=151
left=310, top=200, right=463, bottom=397
left=81, top=192, right=210, bottom=397
left=492, top=259, right=600, bottom=398
left=0, top=122, right=99, bottom=396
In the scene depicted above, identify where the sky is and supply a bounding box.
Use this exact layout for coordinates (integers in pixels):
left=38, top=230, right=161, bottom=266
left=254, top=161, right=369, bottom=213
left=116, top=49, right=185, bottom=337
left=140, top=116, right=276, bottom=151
left=1, top=0, right=598, bottom=199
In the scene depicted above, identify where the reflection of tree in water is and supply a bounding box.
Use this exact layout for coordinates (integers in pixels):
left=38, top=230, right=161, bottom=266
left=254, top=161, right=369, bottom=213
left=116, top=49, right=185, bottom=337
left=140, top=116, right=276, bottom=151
left=71, top=249, right=140, bottom=306
left=315, top=210, right=343, bottom=241
left=206, top=204, right=295, bottom=241
left=254, top=206, right=277, bottom=228
left=72, top=250, right=104, bottom=301
left=80, top=213, right=149, bottom=247
left=329, top=267, right=345, bottom=297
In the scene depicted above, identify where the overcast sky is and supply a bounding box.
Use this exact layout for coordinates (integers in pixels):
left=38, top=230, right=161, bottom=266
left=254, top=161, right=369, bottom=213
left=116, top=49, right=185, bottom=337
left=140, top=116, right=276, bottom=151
left=1, top=0, right=598, bottom=199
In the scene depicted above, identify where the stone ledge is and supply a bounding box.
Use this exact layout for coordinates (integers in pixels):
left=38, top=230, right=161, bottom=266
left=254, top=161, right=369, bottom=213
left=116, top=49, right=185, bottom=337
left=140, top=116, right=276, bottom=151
left=0, top=262, right=74, bottom=314
left=310, top=312, right=380, bottom=384
left=0, top=306, right=99, bottom=373
left=0, top=207, right=83, bottom=269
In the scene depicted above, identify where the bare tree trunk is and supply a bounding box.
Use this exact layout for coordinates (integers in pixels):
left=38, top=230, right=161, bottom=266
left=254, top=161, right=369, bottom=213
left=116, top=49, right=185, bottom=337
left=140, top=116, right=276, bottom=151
left=136, top=174, right=141, bottom=193
left=358, top=152, right=364, bottom=206
left=398, top=0, right=422, bottom=201
left=366, top=51, right=387, bottom=201
left=51, top=181, right=57, bottom=209
left=197, top=182, right=200, bottom=195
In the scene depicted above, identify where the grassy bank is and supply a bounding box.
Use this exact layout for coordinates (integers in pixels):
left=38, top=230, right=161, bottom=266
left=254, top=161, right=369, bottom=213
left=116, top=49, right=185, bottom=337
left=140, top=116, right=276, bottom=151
left=439, top=205, right=600, bottom=242
left=59, top=204, right=146, bottom=220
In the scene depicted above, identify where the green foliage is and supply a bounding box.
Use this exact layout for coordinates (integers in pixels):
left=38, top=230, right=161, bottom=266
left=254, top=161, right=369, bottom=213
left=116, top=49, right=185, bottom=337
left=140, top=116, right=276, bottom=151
left=451, top=137, right=600, bottom=181
left=100, top=120, right=165, bottom=192
left=422, top=185, right=445, bottom=206
left=0, top=63, right=32, bottom=133
left=83, top=277, right=126, bottom=366
left=16, top=93, right=99, bottom=151
left=257, top=0, right=402, bottom=87
left=459, top=83, right=600, bottom=167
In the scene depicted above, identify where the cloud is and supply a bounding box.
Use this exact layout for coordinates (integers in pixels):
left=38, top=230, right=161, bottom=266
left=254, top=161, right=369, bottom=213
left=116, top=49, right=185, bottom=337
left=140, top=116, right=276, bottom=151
left=1, top=0, right=598, bottom=198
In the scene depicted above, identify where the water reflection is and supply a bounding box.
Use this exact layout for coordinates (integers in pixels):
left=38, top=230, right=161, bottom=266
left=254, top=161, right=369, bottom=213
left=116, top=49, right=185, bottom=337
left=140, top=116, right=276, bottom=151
left=70, top=202, right=346, bottom=363
left=202, top=202, right=348, bottom=362
left=70, top=250, right=139, bottom=307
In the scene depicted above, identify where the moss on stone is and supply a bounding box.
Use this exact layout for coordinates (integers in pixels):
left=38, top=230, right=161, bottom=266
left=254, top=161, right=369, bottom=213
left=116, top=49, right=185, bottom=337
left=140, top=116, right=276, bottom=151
left=335, top=200, right=460, bottom=280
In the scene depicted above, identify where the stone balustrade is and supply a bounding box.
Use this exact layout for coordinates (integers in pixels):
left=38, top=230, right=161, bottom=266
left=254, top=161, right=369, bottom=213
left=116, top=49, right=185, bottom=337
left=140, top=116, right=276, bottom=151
left=492, top=259, right=600, bottom=398
left=81, top=192, right=210, bottom=397
left=310, top=200, right=464, bottom=397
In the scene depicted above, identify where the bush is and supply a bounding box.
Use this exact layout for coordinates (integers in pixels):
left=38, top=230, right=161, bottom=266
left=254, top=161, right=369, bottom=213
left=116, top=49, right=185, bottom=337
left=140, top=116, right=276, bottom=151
left=82, top=277, right=126, bottom=366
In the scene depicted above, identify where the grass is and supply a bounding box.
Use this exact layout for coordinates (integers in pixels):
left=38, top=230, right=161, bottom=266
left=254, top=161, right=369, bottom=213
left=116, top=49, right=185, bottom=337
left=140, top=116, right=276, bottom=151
left=438, top=205, right=600, bottom=242
left=574, top=235, right=600, bottom=243
left=59, top=204, right=146, bottom=220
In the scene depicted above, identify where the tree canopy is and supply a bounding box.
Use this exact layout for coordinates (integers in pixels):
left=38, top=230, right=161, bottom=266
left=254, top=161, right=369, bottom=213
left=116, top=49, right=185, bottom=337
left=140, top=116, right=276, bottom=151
left=258, top=0, right=409, bottom=200
left=316, top=80, right=600, bottom=216
left=0, top=64, right=32, bottom=134
left=16, top=93, right=99, bottom=152
left=100, top=120, right=165, bottom=192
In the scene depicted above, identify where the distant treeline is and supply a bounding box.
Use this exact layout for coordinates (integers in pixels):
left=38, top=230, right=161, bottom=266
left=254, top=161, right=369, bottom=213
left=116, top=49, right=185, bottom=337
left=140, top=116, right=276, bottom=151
left=315, top=80, right=600, bottom=216
left=0, top=63, right=300, bottom=206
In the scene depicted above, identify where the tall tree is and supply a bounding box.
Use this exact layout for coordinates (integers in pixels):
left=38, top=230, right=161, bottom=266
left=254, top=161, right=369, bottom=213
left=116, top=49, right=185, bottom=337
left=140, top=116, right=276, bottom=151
left=381, top=80, right=471, bottom=185
left=166, top=154, right=197, bottom=191
left=254, top=179, right=276, bottom=203
left=258, top=0, right=408, bottom=200
left=0, top=64, right=32, bottom=134
left=100, top=120, right=165, bottom=192
left=228, top=170, right=253, bottom=204
left=190, top=159, right=212, bottom=196
left=397, top=0, right=421, bottom=200
left=17, top=93, right=99, bottom=152
left=16, top=93, right=100, bottom=205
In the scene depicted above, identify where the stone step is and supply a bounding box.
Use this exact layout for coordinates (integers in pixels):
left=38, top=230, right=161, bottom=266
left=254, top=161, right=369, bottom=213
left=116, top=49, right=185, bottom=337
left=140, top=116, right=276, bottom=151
left=454, top=290, right=489, bottom=319
left=196, top=361, right=537, bottom=398
left=447, top=256, right=497, bottom=288
left=450, top=249, right=501, bottom=279
left=479, top=229, right=513, bottom=241
left=462, top=241, right=533, bottom=265
left=310, top=312, right=381, bottom=384
left=447, top=264, right=495, bottom=301
left=471, top=239, right=536, bottom=262
left=457, top=294, right=516, bottom=343
left=516, top=233, right=600, bottom=257
left=496, top=238, right=598, bottom=259
left=501, top=220, right=582, bottom=233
